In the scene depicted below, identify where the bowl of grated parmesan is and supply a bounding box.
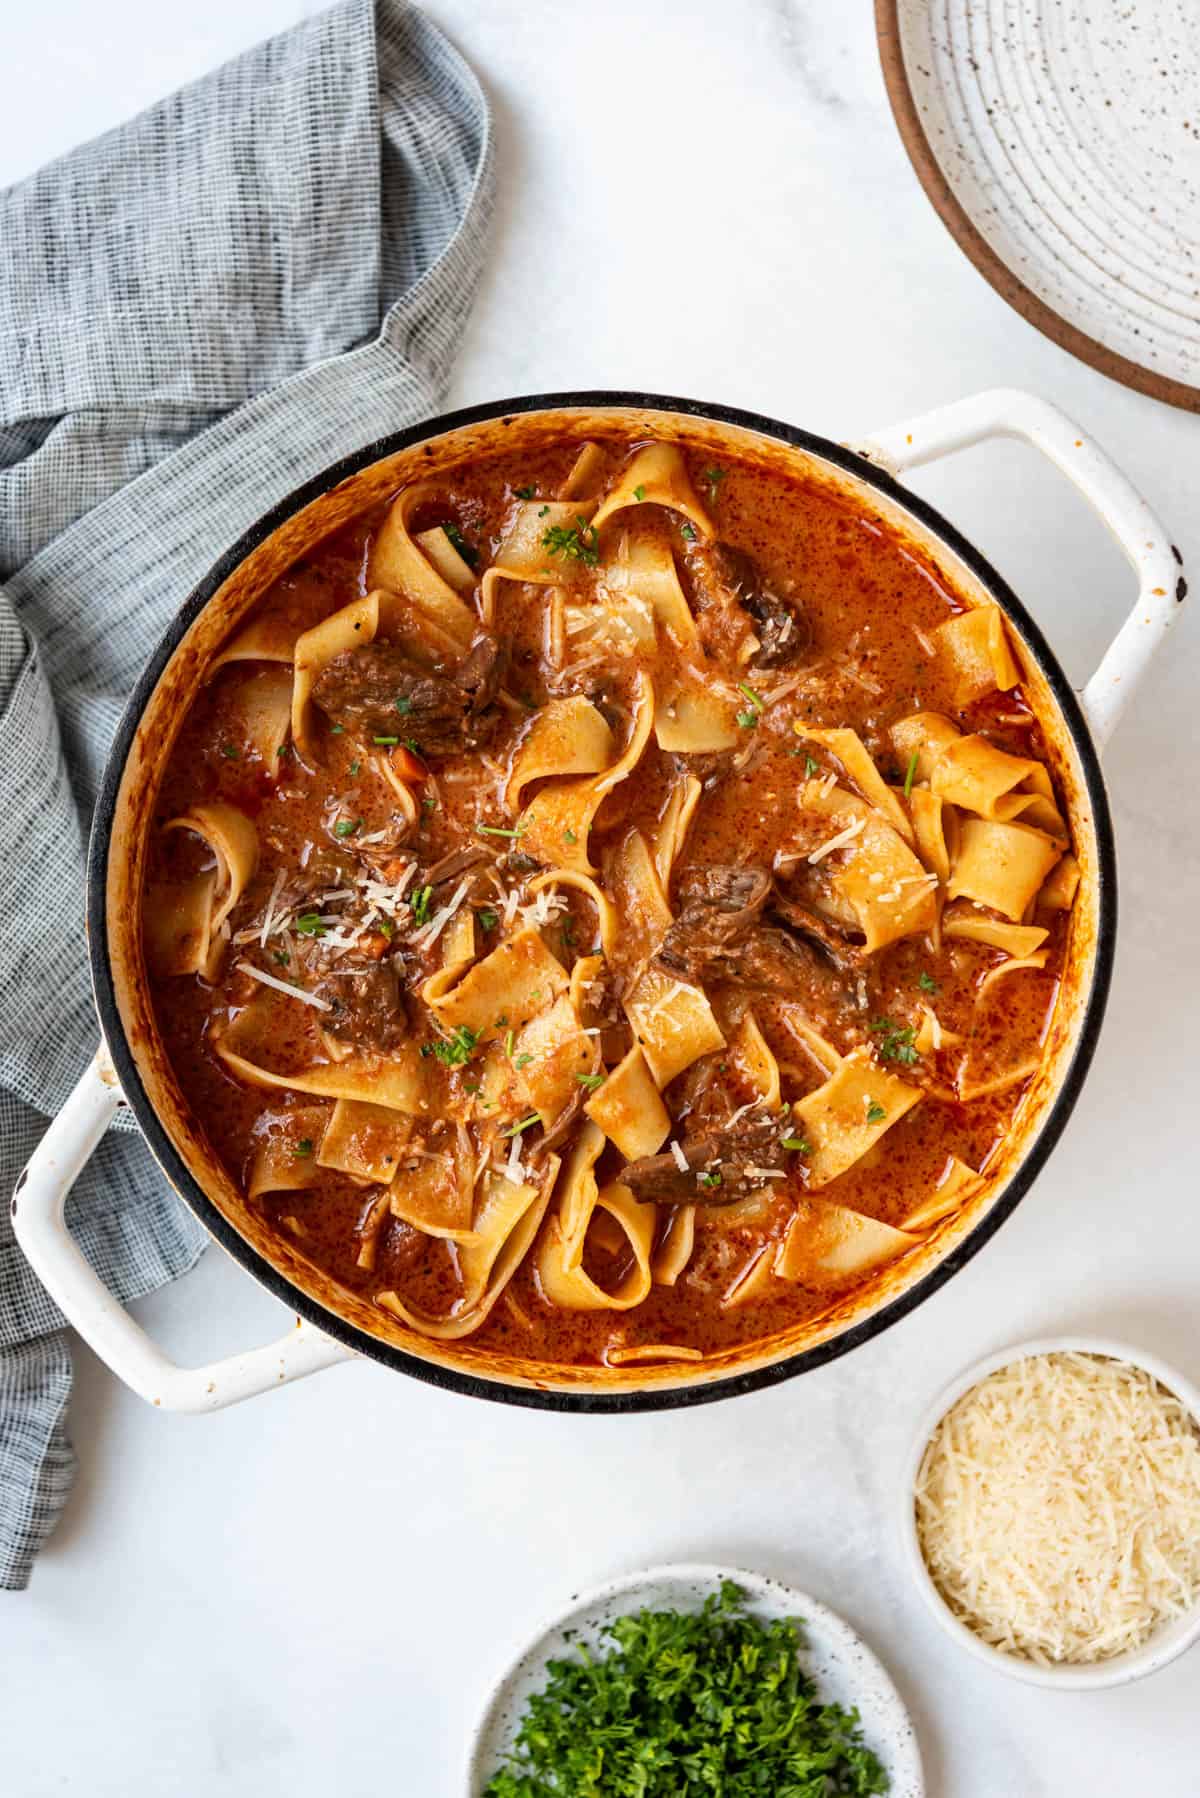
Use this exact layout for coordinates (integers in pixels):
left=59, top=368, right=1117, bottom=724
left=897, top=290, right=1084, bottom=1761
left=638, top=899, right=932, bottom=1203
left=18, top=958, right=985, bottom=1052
left=902, top=1337, right=1200, bottom=1686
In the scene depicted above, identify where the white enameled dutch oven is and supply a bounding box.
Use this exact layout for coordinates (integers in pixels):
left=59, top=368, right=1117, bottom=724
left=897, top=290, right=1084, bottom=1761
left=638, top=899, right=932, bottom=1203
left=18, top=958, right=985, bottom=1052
left=10, top=389, right=1184, bottom=1415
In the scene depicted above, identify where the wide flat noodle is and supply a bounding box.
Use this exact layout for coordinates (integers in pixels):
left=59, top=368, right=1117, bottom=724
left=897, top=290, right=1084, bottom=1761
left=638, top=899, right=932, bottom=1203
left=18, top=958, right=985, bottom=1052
left=624, top=965, right=725, bottom=1089
left=152, top=802, right=259, bottom=979
left=528, top=870, right=619, bottom=958
left=291, top=591, right=379, bottom=757
left=947, top=819, right=1062, bottom=921
left=932, top=734, right=1065, bottom=839
left=607, top=1343, right=702, bottom=1365
left=317, top=1098, right=415, bottom=1183
left=909, top=787, right=955, bottom=887
left=506, top=696, right=615, bottom=810
left=377, top=1161, right=557, bottom=1339
left=776, top=1196, right=918, bottom=1289
left=901, top=1155, right=984, bottom=1231
left=427, top=925, right=569, bottom=1041
left=934, top=606, right=1020, bottom=700
left=791, top=1046, right=921, bottom=1188
left=795, top=726, right=914, bottom=843
left=513, top=991, right=598, bottom=1127
left=891, top=711, right=962, bottom=784
left=654, top=679, right=739, bottom=752
left=943, top=908, right=1049, bottom=957
left=608, top=828, right=673, bottom=959
left=585, top=1044, right=670, bottom=1159
left=247, top=1105, right=332, bottom=1198
left=651, top=1204, right=696, bottom=1286
left=388, top=1135, right=475, bottom=1240
left=518, top=669, right=654, bottom=874
left=233, top=665, right=294, bottom=767
left=413, top=525, right=476, bottom=595
left=217, top=992, right=429, bottom=1113
left=561, top=442, right=607, bottom=500
left=537, top=1126, right=656, bottom=1311
left=977, top=953, right=1049, bottom=995
left=608, top=535, right=699, bottom=645
left=652, top=774, right=702, bottom=893
left=369, top=484, right=477, bottom=648
left=801, top=781, right=937, bottom=953
left=592, top=443, right=713, bottom=538
left=209, top=611, right=298, bottom=671
left=1039, top=853, right=1080, bottom=910
left=729, top=1010, right=781, bottom=1108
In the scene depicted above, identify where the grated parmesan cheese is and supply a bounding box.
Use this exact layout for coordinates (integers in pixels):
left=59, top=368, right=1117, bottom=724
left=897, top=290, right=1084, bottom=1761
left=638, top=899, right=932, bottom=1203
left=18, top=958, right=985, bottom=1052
left=807, top=816, right=866, bottom=864
left=234, top=959, right=331, bottom=1012
left=669, top=1139, right=689, bottom=1172
left=915, top=1351, right=1200, bottom=1665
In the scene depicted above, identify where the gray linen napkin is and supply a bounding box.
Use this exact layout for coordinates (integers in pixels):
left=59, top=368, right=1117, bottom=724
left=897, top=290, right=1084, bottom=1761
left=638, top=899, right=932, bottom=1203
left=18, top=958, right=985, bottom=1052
left=0, top=0, right=494, bottom=1588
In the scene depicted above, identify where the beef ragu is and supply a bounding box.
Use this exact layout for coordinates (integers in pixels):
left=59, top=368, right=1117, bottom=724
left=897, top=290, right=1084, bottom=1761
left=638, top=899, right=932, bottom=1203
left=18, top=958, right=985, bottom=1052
left=144, top=437, right=1079, bottom=1370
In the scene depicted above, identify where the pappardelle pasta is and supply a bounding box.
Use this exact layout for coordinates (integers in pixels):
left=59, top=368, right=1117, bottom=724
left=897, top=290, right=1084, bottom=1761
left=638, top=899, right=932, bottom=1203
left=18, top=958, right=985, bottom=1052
left=144, top=436, right=1076, bottom=1367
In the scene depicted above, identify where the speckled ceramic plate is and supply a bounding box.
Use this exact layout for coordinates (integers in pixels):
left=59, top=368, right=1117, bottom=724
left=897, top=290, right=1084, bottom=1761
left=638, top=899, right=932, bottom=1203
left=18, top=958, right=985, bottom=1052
left=464, top=1562, right=923, bottom=1796
left=877, top=0, right=1200, bottom=410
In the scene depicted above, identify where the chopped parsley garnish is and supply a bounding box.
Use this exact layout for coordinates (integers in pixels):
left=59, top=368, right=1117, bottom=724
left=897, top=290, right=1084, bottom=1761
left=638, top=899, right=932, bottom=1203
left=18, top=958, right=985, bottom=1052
left=805, top=754, right=820, bottom=778
left=632, top=484, right=646, bottom=502
left=869, top=1015, right=920, bottom=1065
left=537, top=504, right=550, bottom=517
left=404, top=738, right=422, bottom=753
left=505, top=1028, right=516, bottom=1059
left=378, top=917, right=395, bottom=940
left=903, top=748, right=919, bottom=798
left=703, top=464, right=727, bottom=500
left=514, top=1052, right=533, bottom=1070
left=481, top=1580, right=887, bottom=1798
left=476, top=821, right=526, bottom=839
left=680, top=521, right=697, bottom=541
left=735, top=709, right=758, bottom=730
left=443, top=522, right=478, bottom=568
left=333, top=817, right=361, bottom=839
left=220, top=743, right=240, bottom=760
left=294, top=1139, right=313, bottom=1157
left=866, top=1100, right=888, bottom=1124
left=575, top=1071, right=605, bottom=1090
left=372, top=735, right=399, bottom=745
left=501, top=1113, right=540, bottom=1139
left=736, top=682, right=764, bottom=715
left=349, top=759, right=360, bottom=776
left=514, top=484, right=536, bottom=500
left=781, top=1135, right=811, bottom=1153
left=542, top=515, right=600, bottom=567
left=431, top=1025, right=480, bottom=1068
left=272, top=949, right=290, bottom=967
left=294, top=912, right=327, bottom=937
left=276, top=744, right=292, bottom=758
left=409, top=884, right=434, bottom=926
left=329, top=724, right=344, bottom=735
left=697, top=1169, right=722, bottom=1189
left=476, top=907, right=499, bottom=932
left=563, top=828, right=577, bottom=843
left=421, top=795, right=436, bottom=812
left=394, top=696, right=414, bottom=715
left=918, top=970, right=939, bottom=994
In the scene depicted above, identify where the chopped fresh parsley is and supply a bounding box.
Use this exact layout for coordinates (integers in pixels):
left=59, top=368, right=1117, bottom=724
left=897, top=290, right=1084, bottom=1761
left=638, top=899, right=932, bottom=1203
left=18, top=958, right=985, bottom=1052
left=395, top=695, right=414, bottom=715
left=476, top=907, right=499, bottom=932
left=372, top=735, right=399, bottom=746
left=537, top=504, right=550, bottom=518
left=575, top=1071, right=605, bottom=1090
left=481, top=1580, right=888, bottom=1798
left=918, top=970, right=939, bottom=994
left=409, top=884, right=434, bottom=926
left=514, top=1053, right=533, bottom=1069
left=501, top=1113, right=540, bottom=1139
left=805, top=754, right=820, bottom=778
left=294, top=912, right=327, bottom=937
left=866, top=1100, right=888, bottom=1125
left=542, top=515, right=600, bottom=567
left=272, top=949, right=290, bottom=967
left=348, top=759, right=360, bottom=776
left=632, top=484, right=646, bottom=502
left=780, top=1135, right=811, bottom=1153
left=737, top=682, right=764, bottom=715
left=680, top=521, right=697, bottom=541
left=869, top=1016, right=920, bottom=1065
left=703, top=464, right=727, bottom=501
left=276, top=744, right=292, bottom=758
left=333, top=817, right=361, bottom=839
left=697, top=1169, right=722, bottom=1189
left=505, top=1028, right=516, bottom=1060
left=735, top=709, right=758, bottom=730
left=431, top=1025, right=480, bottom=1068
left=329, top=724, right=344, bottom=735
left=443, top=522, right=478, bottom=568
left=294, top=1139, right=313, bottom=1158
left=514, top=484, right=536, bottom=500
left=220, top=743, right=240, bottom=760
left=903, top=748, right=919, bottom=798
left=563, top=828, right=577, bottom=844
left=378, top=917, right=395, bottom=940
left=476, top=821, right=526, bottom=839
left=421, top=795, right=436, bottom=812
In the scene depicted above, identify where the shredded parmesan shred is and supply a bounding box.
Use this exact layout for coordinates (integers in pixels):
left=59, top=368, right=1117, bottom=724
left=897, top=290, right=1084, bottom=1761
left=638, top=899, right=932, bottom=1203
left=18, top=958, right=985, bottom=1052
left=915, top=1352, right=1200, bottom=1665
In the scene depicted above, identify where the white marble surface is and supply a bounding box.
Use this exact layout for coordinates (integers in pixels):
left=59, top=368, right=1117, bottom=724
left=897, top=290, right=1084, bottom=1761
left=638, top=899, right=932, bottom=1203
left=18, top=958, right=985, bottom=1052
left=2, top=2, right=1198, bottom=1793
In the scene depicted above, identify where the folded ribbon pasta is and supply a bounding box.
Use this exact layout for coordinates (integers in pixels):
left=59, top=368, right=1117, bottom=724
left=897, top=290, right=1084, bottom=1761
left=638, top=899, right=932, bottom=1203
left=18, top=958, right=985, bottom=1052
left=790, top=1046, right=921, bottom=1188
left=592, top=443, right=713, bottom=538
left=776, top=1196, right=919, bottom=1288
left=947, top=819, right=1062, bottom=921
left=933, top=606, right=1020, bottom=700
left=149, top=802, right=259, bottom=980
left=369, top=483, right=478, bottom=648
left=505, top=696, right=615, bottom=812
left=291, top=590, right=379, bottom=757
left=518, top=669, right=655, bottom=874
left=536, top=1125, right=656, bottom=1311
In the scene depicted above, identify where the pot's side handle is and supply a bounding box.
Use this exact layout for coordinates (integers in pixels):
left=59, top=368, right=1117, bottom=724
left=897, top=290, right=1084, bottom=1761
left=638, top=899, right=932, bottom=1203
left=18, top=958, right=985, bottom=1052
left=12, top=1048, right=354, bottom=1413
left=853, top=387, right=1182, bottom=748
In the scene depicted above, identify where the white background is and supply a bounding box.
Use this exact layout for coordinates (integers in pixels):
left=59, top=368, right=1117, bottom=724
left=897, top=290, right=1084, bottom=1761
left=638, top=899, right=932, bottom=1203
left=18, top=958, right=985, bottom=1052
left=2, top=3, right=1198, bottom=1794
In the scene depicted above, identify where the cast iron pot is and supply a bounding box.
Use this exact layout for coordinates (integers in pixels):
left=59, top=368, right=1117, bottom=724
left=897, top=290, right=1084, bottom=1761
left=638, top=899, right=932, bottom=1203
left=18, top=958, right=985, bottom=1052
left=12, top=387, right=1182, bottom=1415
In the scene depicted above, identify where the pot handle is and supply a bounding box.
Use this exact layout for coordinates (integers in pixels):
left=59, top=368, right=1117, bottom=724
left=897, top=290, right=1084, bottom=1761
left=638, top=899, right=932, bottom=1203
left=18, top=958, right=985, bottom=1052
left=854, top=387, right=1183, bottom=747
left=11, top=1048, right=354, bottom=1413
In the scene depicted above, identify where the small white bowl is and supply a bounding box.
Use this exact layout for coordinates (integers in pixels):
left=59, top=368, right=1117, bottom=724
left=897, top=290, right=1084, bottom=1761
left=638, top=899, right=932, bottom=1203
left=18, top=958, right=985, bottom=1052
left=901, top=1334, right=1200, bottom=1689
left=464, top=1562, right=924, bottom=1795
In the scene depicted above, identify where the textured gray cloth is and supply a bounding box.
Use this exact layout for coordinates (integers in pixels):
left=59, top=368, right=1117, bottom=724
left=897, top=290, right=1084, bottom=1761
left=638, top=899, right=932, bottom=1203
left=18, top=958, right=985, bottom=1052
left=0, top=0, right=493, bottom=1588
